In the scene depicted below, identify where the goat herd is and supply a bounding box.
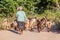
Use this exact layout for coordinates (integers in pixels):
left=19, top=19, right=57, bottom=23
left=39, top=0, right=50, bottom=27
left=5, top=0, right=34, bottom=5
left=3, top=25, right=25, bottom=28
left=2, top=17, right=53, bottom=33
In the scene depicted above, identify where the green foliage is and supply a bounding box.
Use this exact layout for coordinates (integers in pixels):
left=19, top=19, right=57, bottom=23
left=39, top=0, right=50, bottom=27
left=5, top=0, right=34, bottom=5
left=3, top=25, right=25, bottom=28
left=0, top=0, right=39, bottom=17
left=0, top=0, right=18, bottom=17
left=0, top=0, right=60, bottom=17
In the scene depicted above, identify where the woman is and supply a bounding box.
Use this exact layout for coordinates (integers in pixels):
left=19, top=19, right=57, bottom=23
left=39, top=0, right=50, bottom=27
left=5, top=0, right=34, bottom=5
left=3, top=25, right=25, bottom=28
left=16, top=6, right=27, bottom=34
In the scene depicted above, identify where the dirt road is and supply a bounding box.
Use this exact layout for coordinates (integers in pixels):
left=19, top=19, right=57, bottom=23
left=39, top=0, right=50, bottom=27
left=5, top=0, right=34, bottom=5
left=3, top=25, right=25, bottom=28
left=0, top=30, right=60, bottom=40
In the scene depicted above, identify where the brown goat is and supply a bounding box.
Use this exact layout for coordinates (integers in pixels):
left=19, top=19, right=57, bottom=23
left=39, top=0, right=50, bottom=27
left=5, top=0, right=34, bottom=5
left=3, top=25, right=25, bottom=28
left=11, top=19, right=18, bottom=31
left=37, top=18, right=47, bottom=32
left=46, top=19, right=52, bottom=32
left=29, top=17, right=37, bottom=30
left=24, top=19, right=30, bottom=31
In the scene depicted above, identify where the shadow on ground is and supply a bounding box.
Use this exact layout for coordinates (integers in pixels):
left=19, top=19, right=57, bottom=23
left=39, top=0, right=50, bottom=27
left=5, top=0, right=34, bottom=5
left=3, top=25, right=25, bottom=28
left=8, top=29, right=20, bottom=34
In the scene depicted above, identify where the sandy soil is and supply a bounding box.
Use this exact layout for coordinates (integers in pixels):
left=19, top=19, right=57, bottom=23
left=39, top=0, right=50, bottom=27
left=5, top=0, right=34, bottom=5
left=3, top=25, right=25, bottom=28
left=0, top=30, right=60, bottom=40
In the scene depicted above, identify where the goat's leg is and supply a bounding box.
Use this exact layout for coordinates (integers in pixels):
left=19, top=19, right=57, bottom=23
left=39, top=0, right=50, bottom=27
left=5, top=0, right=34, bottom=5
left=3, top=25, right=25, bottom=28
left=37, top=26, right=41, bottom=32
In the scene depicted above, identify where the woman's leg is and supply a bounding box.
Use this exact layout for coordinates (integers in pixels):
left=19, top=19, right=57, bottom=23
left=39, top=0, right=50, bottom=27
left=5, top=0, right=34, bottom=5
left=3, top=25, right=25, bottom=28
left=18, top=21, right=24, bottom=34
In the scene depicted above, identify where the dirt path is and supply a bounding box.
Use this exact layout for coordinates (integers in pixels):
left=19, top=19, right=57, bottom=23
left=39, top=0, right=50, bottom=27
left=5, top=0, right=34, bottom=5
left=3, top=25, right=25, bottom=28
left=0, top=30, right=60, bottom=40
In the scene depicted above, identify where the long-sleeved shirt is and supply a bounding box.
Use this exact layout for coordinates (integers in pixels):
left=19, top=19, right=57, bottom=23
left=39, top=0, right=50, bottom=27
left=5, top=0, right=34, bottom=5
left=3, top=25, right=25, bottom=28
left=16, top=11, right=27, bottom=22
